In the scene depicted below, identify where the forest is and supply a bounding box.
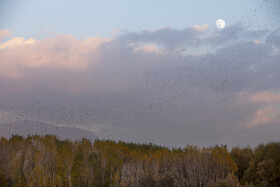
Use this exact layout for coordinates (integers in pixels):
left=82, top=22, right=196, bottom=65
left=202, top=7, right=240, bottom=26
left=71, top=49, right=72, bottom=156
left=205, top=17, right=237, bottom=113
left=0, top=135, right=279, bottom=187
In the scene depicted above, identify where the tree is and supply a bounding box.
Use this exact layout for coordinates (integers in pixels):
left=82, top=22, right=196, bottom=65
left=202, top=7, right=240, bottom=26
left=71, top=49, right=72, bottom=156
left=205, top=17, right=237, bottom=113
left=230, top=146, right=253, bottom=182
left=242, top=142, right=280, bottom=186
left=56, top=139, right=79, bottom=187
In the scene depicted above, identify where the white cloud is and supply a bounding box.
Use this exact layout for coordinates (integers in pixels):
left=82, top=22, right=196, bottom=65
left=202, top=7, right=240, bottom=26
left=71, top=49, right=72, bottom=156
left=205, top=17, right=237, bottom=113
left=0, top=37, right=36, bottom=49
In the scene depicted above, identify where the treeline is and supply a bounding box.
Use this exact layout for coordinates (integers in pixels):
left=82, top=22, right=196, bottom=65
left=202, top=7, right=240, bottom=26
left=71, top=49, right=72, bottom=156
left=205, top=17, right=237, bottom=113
left=0, top=135, right=279, bottom=187
left=230, top=142, right=280, bottom=186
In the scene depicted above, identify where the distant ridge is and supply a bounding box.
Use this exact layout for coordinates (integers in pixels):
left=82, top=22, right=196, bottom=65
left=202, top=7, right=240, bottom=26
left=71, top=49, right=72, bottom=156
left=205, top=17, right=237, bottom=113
left=0, top=120, right=98, bottom=142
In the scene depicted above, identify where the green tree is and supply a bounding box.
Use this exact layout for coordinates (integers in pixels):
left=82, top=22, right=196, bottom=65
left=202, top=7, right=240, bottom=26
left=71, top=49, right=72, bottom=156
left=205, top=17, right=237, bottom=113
left=230, top=146, right=253, bottom=182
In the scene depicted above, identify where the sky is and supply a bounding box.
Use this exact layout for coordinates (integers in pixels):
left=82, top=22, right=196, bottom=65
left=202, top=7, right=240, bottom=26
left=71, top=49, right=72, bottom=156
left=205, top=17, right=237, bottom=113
left=0, top=0, right=280, bottom=148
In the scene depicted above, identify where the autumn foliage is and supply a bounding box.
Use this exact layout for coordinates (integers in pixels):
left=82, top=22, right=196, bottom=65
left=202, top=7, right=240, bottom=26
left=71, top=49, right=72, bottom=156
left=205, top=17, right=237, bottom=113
left=0, top=135, right=279, bottom=186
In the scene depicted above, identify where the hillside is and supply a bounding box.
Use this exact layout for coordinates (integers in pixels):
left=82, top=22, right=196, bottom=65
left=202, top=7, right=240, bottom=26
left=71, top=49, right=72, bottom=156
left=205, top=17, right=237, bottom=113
left=0, top=120, right=97, bottom=142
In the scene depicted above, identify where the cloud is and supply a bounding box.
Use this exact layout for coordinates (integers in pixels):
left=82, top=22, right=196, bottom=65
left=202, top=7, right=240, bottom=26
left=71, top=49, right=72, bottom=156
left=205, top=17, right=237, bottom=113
left=0, top=37, right=36, bottom=49
left=191, top=24, right=208, bottom=32
left=133, top=44, right=163, bottom=54
left=250, top=91, right=280, bottom=103
left=0, top=24, right=269, bottom=80
left=116, top=23, right=269, bottom=53
left=0, top=33, right=110, bottom=78
left=0, top=29, right=11, bottom=41
left=117, top=25, right=204, bottom=50
left=253, top=40, right=262, bottom=44
left=0, top=26, right=280, bottom=147
left=240, top=91, right=280, bottom=128
left=245, top=107, right=279, bottom=128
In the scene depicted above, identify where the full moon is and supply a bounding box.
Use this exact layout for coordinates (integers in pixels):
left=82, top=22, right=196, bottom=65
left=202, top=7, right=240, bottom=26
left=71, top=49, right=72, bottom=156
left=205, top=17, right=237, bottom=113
left=216, top=19, right=225, bottom=29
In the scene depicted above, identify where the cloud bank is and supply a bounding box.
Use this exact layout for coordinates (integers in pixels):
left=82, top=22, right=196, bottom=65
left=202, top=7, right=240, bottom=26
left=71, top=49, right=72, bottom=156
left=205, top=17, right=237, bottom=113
left=0, top=24, right=279, bottom=147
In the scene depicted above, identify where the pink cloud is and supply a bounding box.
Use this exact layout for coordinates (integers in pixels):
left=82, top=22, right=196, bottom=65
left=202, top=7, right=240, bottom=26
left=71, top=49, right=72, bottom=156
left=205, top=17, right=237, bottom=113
left=244, top=107, right=277, bottom=128
left=0, top=29, right=11, bottom=41
left=0, top=32, right=110, bottom=79
left=133, top=44, right=162, bottom=54
left=250, top=91, right=280, bottom=103
left=191, top=24, right=208, bottom=32
left=239, top=91, right=280, bottom=128
left=253, top=40, right=262, bottom=44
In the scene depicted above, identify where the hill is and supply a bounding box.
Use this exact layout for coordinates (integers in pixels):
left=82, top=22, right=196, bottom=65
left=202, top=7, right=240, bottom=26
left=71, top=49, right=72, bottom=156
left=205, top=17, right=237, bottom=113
left=0, top=120, right=97, bottom=142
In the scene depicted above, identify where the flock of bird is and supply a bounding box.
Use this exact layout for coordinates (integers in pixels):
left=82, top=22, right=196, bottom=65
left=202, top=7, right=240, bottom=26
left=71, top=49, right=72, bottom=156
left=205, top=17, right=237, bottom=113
left=0, top=1, right=278, bottom=143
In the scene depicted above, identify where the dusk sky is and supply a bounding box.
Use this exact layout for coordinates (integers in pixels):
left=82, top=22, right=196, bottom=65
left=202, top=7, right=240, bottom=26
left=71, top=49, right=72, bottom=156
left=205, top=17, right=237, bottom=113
left=0, top=0, right=279, bottom=147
